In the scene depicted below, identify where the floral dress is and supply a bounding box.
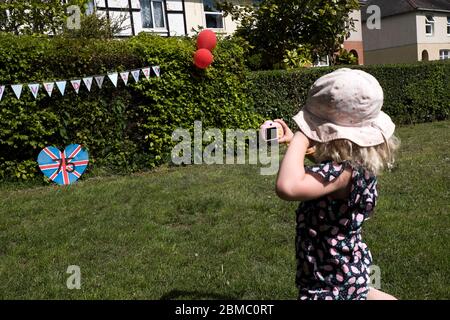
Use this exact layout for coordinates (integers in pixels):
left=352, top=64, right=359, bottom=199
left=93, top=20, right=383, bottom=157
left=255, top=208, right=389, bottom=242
left=296, top=160, right=378, bottom=300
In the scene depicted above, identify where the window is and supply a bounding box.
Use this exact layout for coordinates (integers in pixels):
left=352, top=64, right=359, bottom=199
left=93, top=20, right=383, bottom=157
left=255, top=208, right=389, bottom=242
left=203, top=0, right=224, bottom=29
left=425, top=15, right=434, bottom=35
left=140, top=0, right=165, bottom=29
left=314, top=55, right=330, bottom=67
left=447, top=17, right=450, bottom=35
left=440, top=50, right=450, bottom=60
left=85, top=0, right=95, bottom=15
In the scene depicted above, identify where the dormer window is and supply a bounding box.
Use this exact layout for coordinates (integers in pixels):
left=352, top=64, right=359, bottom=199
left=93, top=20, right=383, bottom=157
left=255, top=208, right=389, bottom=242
left=425, top=15, right=434, bottom=36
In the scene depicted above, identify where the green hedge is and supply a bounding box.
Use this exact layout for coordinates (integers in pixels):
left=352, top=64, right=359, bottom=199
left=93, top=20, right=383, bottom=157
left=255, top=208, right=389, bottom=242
left=1, top=32, right=449, bottom=182
left=249, top=61, right=450, bottom=129
left=0, top=33, right=261, bottom=180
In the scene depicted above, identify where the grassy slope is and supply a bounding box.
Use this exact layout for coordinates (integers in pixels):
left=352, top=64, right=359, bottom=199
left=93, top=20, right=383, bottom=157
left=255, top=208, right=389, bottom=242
left=0, top=121, right=449, bottom=299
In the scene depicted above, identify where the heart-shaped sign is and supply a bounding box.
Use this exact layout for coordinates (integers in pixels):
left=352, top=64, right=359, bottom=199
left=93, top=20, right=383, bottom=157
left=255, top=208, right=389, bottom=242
left=37, top=144, right=89, bottom=185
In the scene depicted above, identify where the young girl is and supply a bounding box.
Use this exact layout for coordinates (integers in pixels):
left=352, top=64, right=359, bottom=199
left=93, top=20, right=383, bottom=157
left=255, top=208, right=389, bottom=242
left=274, top=68, right=400, bottom=300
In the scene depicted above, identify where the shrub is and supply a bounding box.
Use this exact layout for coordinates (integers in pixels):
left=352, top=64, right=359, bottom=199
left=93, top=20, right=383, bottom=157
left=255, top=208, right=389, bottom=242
left=248, top=61, right=450, bottom=128
left=128, top=34, right=261, bottom=167
left=0, top=33, right=260, bottom=181
left=0, top=33, right=141, bottom=180
left=1, top=31, right=448, bottom=182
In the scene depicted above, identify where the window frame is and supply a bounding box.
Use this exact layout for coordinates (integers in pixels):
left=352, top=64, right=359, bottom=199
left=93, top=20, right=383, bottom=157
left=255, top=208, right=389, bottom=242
left=440, top=49, right=450, bottom=60
left=425, top=15, right=435, bottom=36
left=140, top=0, right=167, bottom=31
left=447, top=17, right=450, bottom=36
left=203, top=0, right=224, bottom=30
left=313, top=55, right=330, bottom=67
left=204, top=11, right=224, bottom=29
left=85, top=0, right=95, bottom=15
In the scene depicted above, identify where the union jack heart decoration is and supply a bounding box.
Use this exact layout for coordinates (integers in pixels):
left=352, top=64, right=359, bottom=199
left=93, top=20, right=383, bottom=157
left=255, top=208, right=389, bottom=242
left=37, top=144, right=89, bottom=185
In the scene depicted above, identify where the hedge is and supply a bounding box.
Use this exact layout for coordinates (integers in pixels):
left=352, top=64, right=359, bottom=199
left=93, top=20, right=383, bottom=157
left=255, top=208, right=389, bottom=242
left=248, top=61, right=450, bottom=129
left=1, top=32, right=449, bottom=182
left=0, top=33, right=261, bottom=180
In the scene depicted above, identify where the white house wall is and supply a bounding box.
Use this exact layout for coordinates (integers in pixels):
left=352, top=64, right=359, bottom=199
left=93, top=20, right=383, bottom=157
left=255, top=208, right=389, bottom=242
left=94, top=0, right=239, bottom=36
left=346, top=9, right=363, bottom=42
left=416, top=12, right=450, bottom=61
left=183, top=0, right=239, bottom=36
left=416, top=12, right=450, bottom=44
left=94, top=0, right=362, bottom=42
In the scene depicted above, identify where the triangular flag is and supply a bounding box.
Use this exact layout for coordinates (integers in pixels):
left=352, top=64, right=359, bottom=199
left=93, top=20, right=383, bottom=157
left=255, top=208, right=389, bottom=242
left=43, top=82, right=54, bottom=97
left=0, top=85, right=5, bottom=101
left=28, top=83, right=40, bottom=99
left=152, top=66, right=161, bottom=77
left=56, top=81, right=66, bottom=96
left=83, top=77, right=93, bottom=92
left=131, top=70, right=140, bottom=83
left=142, top=67, right=150, bottom=80
left=108, top=73, right=118, bottom=87
left=11, top=84, right=23, bottom=99
left=120, top=72, right=129, bottom=86
left=71, top=80, right=81, bottom=94
left=95, top=76, right=105, bottom=89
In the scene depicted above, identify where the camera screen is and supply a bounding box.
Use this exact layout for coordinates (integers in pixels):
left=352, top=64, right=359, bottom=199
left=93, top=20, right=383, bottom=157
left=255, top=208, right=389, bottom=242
left=266, top=127, right=278, bottom=140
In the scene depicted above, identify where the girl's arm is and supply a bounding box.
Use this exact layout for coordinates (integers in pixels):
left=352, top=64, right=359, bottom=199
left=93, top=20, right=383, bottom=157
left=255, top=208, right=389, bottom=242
left=275, top=122, right=351, bottom=202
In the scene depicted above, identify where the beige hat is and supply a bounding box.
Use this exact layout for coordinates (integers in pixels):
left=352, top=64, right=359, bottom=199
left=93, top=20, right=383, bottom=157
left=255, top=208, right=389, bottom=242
left=293, top=68, right=395, bottom=147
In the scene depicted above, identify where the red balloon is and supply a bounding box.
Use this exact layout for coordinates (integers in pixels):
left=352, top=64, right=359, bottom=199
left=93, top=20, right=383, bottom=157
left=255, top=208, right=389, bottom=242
left=194, top=49, right=214, bottom=69
left=197, top=29, right=217, bottom=51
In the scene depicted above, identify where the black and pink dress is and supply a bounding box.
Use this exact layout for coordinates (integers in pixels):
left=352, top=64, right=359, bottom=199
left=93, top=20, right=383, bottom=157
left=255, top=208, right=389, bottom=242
left=296, top=160, right=378, bottom=300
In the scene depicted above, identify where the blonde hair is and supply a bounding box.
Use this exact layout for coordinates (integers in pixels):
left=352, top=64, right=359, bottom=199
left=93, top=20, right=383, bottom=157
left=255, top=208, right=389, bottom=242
left=312, top=135, right=401, bottom=176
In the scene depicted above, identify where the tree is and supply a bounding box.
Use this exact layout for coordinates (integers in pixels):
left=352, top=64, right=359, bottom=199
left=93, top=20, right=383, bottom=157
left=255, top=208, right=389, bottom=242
left=0, top=0, right=128, bottom=39
left=218, top=0, right=360, bottom=69
left=62, top=12, right=130, bottom=39
left=0, top=0, right=90, bottom=35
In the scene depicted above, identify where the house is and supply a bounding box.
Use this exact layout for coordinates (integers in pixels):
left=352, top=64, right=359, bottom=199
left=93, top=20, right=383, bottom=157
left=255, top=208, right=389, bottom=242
left=92, top=0, right=247, bottom=37
left=93, top=0, right=365, bottom=65
left=343, top=6, right=365, bottom=65
left=361, top=0, right=450, bottom=64
left=314, top=3, right=366, bottom=67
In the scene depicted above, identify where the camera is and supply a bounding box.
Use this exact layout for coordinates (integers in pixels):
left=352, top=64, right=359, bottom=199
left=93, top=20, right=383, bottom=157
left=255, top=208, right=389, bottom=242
left=260, top=121, right=284, bottom=142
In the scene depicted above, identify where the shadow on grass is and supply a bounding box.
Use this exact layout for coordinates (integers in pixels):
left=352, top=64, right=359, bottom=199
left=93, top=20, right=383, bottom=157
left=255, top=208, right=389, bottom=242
left=160, top=290, right=241, bottom=300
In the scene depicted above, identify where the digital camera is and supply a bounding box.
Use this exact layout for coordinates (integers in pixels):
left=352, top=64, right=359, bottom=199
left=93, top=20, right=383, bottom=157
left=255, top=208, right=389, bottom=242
left=260, top=121, right=284, bottom=142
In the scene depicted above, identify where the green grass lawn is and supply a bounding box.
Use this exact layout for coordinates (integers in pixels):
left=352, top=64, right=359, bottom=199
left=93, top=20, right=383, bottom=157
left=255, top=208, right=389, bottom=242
left=0, top=121, right=449, bottom=300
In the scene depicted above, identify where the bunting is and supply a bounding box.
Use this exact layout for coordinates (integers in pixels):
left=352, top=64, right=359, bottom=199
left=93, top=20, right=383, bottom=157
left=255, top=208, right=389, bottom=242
left=0, top=66, right=160, bottom=100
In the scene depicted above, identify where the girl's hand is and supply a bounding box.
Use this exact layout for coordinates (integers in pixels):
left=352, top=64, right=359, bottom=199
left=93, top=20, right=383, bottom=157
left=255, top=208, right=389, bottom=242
left=274, top=119, right=294, bottom=144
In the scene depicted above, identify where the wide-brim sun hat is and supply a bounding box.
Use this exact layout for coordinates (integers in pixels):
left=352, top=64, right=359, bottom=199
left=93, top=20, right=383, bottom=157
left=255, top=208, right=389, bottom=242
left=293, top=68, right=395, bottom=147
